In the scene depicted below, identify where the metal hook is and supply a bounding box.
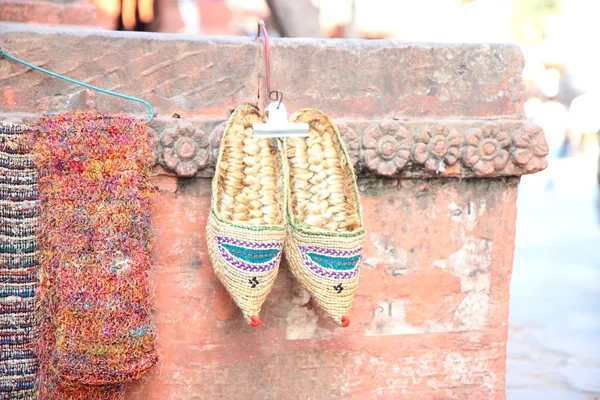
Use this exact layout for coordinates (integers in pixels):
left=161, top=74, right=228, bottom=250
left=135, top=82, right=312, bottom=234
left=269, top=90, right=283, bottom=109
left=256, top=20, right=266, bottom=41
left=252, top=21, right=307, bottom=138
left=256, top=20, right=277, bottom=102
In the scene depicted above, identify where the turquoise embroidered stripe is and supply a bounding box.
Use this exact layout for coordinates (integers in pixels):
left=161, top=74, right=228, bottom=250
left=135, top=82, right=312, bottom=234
left=221, top=243, right=280, bottom=263
left=306, top=253, right=361, bottom=271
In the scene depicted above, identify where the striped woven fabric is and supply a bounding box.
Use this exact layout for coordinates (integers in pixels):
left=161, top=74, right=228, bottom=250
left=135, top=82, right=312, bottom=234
left=0, top=122, right=38, bottom=399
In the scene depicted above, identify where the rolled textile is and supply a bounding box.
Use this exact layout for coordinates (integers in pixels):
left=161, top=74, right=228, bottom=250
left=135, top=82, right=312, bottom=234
left=33, top=111, right=158, bottom=397
left=0, top=121, right=39, bottom=399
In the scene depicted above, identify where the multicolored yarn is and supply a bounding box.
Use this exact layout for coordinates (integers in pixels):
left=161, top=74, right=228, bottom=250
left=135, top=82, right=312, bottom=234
left=49, top=384, right=126, bottom=400
left=0, top=122, right=39, bottom=399
left=32, top=111, right=158, bottom=398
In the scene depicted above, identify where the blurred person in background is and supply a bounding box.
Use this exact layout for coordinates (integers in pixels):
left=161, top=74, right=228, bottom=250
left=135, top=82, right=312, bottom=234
left=118, top=0, right=159, bottom=31
left=567, top=94, right=600, bottom=186
left=568, top=94, right=600, bottom=153
left=179, top=0, right=201, bottom=33
left=528, top=68, right=570, bottom=189
left=91, top=0, right=159, bottom=31
left=532, top=97, right=569, bottom=158
left=530, top=96, right=569, bottom=189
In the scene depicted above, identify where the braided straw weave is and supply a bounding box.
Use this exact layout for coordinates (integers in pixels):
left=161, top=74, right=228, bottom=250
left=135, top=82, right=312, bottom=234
left=32, top=111, right=158, bottom=399
left=284, top=109, right=365, bottom=327
left=207, top=105, right=287, bottom=327
left=0, top=122, right=39, bottom=399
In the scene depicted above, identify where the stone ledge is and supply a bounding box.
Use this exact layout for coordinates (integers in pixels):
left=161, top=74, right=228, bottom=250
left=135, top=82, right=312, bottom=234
left=156, top=117, right=547, bottom=179
left=0, top=24, right=524, bottom=120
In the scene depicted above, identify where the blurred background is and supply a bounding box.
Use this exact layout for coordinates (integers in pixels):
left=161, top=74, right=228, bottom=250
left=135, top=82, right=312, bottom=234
left=6, top=0, right=600, bottom=397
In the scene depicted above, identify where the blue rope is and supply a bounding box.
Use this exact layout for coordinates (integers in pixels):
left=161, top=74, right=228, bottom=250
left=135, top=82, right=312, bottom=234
left=0, top=46, right=154, bottom=123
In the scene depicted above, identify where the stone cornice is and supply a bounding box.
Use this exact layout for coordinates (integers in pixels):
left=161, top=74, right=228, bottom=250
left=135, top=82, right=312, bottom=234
left=151, top=117, right=547, bottom=178
left=0, top=24, right=524, bottom=120
left=0, top=114, right=547, bottom=178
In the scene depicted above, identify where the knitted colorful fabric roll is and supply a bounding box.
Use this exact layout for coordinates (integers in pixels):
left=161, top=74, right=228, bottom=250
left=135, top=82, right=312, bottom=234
left=47, top=383, right=126, bottom=400
left=0, top=122, right=39, bottom=399
left=32, top=111, right=158, bottom=398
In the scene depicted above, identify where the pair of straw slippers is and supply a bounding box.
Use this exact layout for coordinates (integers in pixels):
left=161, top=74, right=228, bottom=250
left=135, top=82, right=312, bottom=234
left=207, top=105, right=365, bottom=328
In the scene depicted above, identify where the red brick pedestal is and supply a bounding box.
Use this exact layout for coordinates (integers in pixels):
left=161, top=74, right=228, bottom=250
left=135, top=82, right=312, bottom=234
left=0, top=24, right=547, bottom=399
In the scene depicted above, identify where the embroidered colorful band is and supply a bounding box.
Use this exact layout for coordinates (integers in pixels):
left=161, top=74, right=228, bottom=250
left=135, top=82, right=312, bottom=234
left=299, top=246, right=362, bottom=279
left=217, top=237, right=283, bottom=273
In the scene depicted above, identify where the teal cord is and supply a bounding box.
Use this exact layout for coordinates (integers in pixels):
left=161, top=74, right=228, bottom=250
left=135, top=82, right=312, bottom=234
left=0, top=46, right=154, bottom=123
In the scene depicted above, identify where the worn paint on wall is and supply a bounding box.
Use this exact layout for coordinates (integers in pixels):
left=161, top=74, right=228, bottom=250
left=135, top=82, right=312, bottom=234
left=125, top=177, right=517, bottom=400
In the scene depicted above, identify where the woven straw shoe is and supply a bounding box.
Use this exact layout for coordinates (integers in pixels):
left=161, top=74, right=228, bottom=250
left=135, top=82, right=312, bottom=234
left=283, top=109, right=365, bottom=327
left=207, top=105, right=287, bottom=327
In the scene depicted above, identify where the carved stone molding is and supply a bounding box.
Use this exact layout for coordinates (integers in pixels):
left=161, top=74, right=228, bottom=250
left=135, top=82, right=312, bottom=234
left=362, top=122, right=411, bottom=176
left=356, top=119, right=547, bottom=178
left=460, top=124, right=511, bottom=176
left=155, top=118, right=545, bottom=179
left=411, top=123, right=461, bottom=174
left=510, top=124, right=549, bottom=173
left=209, top=121, right=228, bottom=167
left=159, top=121, right=209, bottom=177
left=337, top=123, right=360, bottom=166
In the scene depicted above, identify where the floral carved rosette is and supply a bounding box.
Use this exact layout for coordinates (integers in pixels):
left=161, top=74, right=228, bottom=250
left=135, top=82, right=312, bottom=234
left=460, top=123, right=511, bottom=176
left=160, top=121, right=209, bottom=177
left=411, top=124, right=461, bottom=173
left=209, top=121, right=228, bottom=167
left=337, top=122, right=360, bottom=166
left=362, top=121, right=411, bottom=176
left=147, top=126, right=160, bottom=166
left=511, top=123, right=549, bottom=172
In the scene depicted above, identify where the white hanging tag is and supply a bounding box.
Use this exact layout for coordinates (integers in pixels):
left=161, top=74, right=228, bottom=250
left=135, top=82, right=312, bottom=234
left=252, top=102, right=309, bottom=138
